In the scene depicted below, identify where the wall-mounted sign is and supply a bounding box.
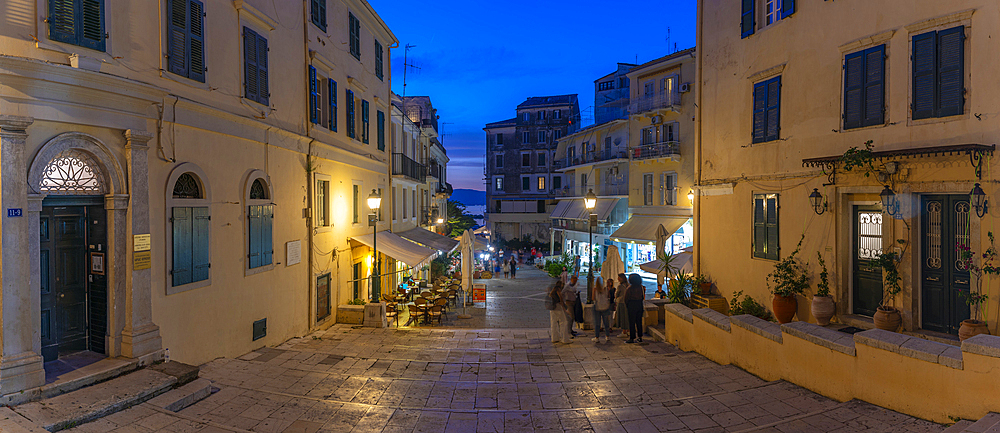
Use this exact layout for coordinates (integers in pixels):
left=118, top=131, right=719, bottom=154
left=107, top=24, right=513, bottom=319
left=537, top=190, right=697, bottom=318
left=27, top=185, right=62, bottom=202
left=287, top=240, right=302, bottom=266
left=7, top=209, right=22, bottom=217
left=133, top=234, right=151, bottom=252
left=133, top=251, right=151, bottom=270
left=90, top=252, right=105, bottom=275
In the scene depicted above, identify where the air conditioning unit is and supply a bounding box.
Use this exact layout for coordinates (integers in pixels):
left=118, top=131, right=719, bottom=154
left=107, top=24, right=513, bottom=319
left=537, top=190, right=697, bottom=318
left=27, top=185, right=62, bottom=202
left=650, top=115, right=663, bottom=124
left=679, top=83, right=692, bottom=93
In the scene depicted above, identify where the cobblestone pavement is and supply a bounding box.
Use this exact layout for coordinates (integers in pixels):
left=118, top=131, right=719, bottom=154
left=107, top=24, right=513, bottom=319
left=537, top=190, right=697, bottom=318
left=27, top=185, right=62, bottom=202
left=64, top=267, right=949, bottom=432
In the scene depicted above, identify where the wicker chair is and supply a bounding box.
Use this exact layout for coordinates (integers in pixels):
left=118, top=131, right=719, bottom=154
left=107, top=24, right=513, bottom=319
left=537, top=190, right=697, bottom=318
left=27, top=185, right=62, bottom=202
left=385, top=303, right=399, bottom=327
left=428, top=305, right=443, bottom=324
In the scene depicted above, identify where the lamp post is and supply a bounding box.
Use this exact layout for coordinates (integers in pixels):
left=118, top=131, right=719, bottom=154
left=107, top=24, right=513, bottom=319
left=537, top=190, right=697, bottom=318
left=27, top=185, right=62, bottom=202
left=585, top=189, right=597, bottom=303
left=367, top=189, right=382, bottom=302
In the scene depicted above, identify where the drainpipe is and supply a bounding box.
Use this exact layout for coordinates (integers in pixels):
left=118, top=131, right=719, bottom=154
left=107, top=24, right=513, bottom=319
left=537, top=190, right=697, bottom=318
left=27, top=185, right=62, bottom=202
left=693, top=0, right=704, bottom=277
left=302, top=0, right=316, bottom=330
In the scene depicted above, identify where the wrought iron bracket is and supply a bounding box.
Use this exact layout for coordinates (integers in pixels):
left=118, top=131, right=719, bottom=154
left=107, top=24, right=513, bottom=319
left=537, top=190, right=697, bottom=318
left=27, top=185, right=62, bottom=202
left=822, top=163, right=837, bottom=186
left=970, top=149, right=986, bottom=180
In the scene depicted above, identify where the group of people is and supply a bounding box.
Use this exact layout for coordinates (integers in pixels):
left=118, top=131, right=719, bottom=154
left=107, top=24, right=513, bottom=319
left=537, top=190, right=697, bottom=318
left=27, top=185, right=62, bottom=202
left=546, top=272, right=646, bottom=344
left=500, top=258, right=518, bottom=279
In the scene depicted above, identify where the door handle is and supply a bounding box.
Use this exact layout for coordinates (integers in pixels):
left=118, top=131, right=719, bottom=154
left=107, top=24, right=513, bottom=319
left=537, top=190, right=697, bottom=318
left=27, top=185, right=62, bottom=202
left=926, top=276, right=940, bottom=282
left=956, top=279, right=969, bottom=285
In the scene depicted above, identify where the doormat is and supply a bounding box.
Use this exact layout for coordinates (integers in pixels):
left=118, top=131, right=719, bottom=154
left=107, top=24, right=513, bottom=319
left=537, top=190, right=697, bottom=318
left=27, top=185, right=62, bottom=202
left=837, top=326, right=867, bottom=334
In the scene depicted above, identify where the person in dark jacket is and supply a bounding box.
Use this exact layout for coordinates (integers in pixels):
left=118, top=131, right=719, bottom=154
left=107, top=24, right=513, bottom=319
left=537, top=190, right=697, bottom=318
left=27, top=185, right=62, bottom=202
left=625, top=273, right=645, bottom=343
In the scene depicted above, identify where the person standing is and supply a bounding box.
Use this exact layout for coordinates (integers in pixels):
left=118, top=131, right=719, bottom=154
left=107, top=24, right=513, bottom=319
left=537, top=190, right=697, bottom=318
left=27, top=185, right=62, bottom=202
left=548, top=281, right=570, bottom=343
left=614, top=273, right=629, bottom=336
left=625, top=273, right=646, bottom=344
left=562, top=276, right=579, bottom=338
left=502, top=260, right=510, bottom=279
left=592, top=277, right=613, bottom=343
left=509, top=258, right=517, bottom=279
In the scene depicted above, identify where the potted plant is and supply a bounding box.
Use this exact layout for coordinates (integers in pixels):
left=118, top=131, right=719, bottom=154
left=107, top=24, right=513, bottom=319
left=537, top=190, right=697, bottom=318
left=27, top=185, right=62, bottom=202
left=873, top=247, right=904, bottom=331
left=767, top=236, right=809, bottom=324
left=667, top=274, right=692, bottom=304
left=657, top=251, right=681, bottom=293
left=956, top=233, right=996, bottom=341
left=811, top=252, right=835, bottom=325
left=693, top=274, right=712, bottom=296
left=729, top=290, right=774, bottom=321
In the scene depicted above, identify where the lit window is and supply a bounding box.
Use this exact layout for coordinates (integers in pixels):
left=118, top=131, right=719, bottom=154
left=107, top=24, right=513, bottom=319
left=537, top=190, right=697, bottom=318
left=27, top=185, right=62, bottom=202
left=538, top=177, right=545, bottom=190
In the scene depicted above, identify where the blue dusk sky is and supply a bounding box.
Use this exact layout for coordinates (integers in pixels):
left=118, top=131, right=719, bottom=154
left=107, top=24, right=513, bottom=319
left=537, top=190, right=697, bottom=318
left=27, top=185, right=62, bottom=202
left=368, top=0, right=698, bottom=191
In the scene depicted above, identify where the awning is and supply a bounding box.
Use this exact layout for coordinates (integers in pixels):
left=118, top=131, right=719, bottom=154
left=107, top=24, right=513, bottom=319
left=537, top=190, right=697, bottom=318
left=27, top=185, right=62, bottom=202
left=350, top=231, right=437, bottom=268
left=801, top=143, right=995, bottom=167
left=549, top=198, right=619, bottom=221
left=397, top=228, right=459, bottom=254
left=639, top=246, right=694, bottom=274
left=611, top=215, right=688, bottom=243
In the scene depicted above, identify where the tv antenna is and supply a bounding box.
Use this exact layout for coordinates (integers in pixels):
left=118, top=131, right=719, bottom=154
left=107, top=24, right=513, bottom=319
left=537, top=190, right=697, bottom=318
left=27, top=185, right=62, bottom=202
left=440, top=122, right=455, bottom=145
left=402, top=44, right=421, bottom=97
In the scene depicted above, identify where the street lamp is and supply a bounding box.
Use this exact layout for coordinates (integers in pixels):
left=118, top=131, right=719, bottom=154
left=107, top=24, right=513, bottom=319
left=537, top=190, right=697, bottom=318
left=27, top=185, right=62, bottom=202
left=809, top=188, right=827, bottom=215
left=971, top=183, right=989, bottom=218
left=585, top=189, right=597, bottom=303
left=879, top=185, right=899, bottom=218
left=367, top=189, right=382, bottom=302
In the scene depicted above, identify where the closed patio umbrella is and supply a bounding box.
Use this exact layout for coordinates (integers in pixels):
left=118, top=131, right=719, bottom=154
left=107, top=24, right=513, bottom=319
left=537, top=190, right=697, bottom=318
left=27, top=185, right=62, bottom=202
left=600, top=244, right=625, bottom=284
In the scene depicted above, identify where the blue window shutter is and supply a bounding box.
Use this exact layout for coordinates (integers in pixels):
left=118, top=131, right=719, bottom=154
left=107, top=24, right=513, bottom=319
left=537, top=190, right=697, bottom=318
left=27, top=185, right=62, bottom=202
left=752, top=81, right=767, bottom=143
left=187, top=0, right=205, bottom=83
left=79, top=0, right=105, bottom=51
left=765, top=76, right=781, bottom=142
left=248, top=205, right=261, bottom=269
left=765, top=195, right=779, bottom=260
left=172, top=207, right=192, bottom=286
left=740, top=0, right=755, bottom=39
left=863, top=45, right=885, bottom=126
left=166, top=0, right=188, bottom=77
left=843, top=50, right=865, bottom=130
left=377, top=110, right=385, bottom=151
left=937, top=26, right=964, bottom=117
left=781, top=0, right=795, bottom=19
left=243, top=27, right=259, bottom=102
left=262, top=205, right=273, bottom=266
left=192, top=207, right=210, bottom=282
left=309, top=66, right=318, bottom=124
left=49, top=0, right=77, bottom=45
left=362, top=100, right=370, bottom=144
left=752, top=195, right=765, bottom=258
left=912, top=31, right=937, bottom=120
left=346, top=89, right=355, bottom=138
left=256, top=33, right=269, bottom=105
left=329, top=79, right=337, bottom=131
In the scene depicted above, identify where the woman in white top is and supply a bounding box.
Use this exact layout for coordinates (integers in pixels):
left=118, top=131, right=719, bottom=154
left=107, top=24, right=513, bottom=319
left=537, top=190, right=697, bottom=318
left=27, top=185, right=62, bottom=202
left=502, top=260, right=510, bottom=278
left=592, top=277, right=614, bottom=343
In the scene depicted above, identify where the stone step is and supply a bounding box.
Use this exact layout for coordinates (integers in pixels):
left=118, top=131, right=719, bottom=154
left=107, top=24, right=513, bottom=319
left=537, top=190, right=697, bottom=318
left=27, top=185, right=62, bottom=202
left=942, top=420, right=975, bottom=432
left=12, top=369, right=177, bottom=432
left=146, top=378, right=212, bottom=412
left=961, top=412, right=1000, bottom=432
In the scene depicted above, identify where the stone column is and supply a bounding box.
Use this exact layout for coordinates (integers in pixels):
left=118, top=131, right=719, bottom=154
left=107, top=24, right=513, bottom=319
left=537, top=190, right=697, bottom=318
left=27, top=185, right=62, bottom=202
left=0, top=115, right=44, bottom=398
left=26, top=193, right=45, bottom=356
left=105, top=194, right=129, bottom=358
left=120, top=130, right=162, bottom=360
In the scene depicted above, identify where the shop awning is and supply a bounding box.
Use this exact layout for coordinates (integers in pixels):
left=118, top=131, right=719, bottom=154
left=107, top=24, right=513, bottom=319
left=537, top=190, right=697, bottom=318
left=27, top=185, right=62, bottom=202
left=549, top=198, right=619, bottom=221
left=397, top=228, right=459, bottom=254
left=611, top=215, right=688, bottom=243
left=350, top=231, right=437, bottom=268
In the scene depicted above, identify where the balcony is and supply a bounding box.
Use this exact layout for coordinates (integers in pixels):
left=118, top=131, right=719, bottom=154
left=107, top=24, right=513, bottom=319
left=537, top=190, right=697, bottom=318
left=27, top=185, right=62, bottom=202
left=392, top=153, right=426, bottom=182
left=557, top=148, right=628, bottom=170
left=553, top=182, right=629, bottom=197
left=628, top=93, right=680, bottom=115
left=427, top=162, right=442, bottom=180
left=630, top=141, right=680, bottom=161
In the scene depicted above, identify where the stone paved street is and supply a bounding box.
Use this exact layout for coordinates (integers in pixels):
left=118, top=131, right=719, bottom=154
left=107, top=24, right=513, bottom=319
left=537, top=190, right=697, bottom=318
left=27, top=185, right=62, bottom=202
left=63, top=267, right=949, bottom=432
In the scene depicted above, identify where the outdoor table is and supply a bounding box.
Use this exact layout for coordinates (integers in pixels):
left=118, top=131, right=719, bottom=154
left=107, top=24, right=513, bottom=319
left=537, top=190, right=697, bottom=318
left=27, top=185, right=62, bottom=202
left=407, top=300, right=433, bottom=325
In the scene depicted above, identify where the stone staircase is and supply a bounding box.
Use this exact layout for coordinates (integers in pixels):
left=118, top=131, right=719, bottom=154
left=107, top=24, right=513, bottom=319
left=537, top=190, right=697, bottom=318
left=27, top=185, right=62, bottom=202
left=943, top=413, right=1000, bottom=432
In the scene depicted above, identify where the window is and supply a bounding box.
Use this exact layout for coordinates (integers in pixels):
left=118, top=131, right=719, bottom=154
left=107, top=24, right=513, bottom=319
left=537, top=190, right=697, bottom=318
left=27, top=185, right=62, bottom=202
left=843, top=45, right=885, bottom=129
left=352, top=184, right=360, bottom=224
left=522, top=132, right=530, bottom=143
left=553, top=176, right=562, bottom=190
left=392, top=187, right=398, bottom=220
left=554, top=130, right=562, bottom=140
left=538, top=110, right=547, bottom=120
left=912, top=26, right=965, bottom=120
left=348, top=12, right=361, bottom=60
left=663, top=122, right=678, bottom=142
left=522, top=113, right=530, bottom=122
left=598, top=81, right=614, bottom=91
left=643, top=174, right=653, bottom=206
left=537, top=177, right=546, bottom=191
left=604, top=136, right=612, bottom=153
left=247, top=178, right=273, bottom=270
left=375, top=39, right=384, bottom=81
left=522, top=177, right=531, bottom=191
left=521, top=153, right=530, bottom=167
left=402, top=188, right=407, bottom=219
left=316, top=178, right=330, bottom=227
left=346, top=89, right=356, bottom=138
left=166, top=0, right=205, bottom=82
left=643, top=81, right=655, bottom=98
left=752, top=75, right=781, bottom=143
left=537, top=200, right=546, bottom=213
left=538, top=131, right=546, bottom=143
left=742, top=0, right=795, bottom=38
left=377, top=110, right=385, bottom=151
left=329, top=79, right=337, bottom=131
left=361, top=100, right=370, bottom=144
left=537, top=152, right=546, bottom=166
left=495, top=177, right=503, bottom=191
left=49, top=0, right=107, bottom=51
left=661, top=76, right=677, bottom=104
left=495, top=154, right=503, bottom=168
left=412, top=189, right=417, bottom=218
left=170, top=172, right=209, bottom=287
left=243, top=27, right=269, bottom=105
left=641, top=127, right=654, bottom=145
left=310, top=0, right=326, bottom=31
left=581, top=173, right=588, bottom=189
left=618, top=77, right=628, bottom=88
left=753, top=193, right=780, bottom=260
left=496, top=133, right=504, bottom=145
left=660, top=172, right=677, bottom=205
left=765, top=0, right=782, bottom=25
left=494, top=200, right=501, bottom=212
left=554, top=110, right=561, bottom=119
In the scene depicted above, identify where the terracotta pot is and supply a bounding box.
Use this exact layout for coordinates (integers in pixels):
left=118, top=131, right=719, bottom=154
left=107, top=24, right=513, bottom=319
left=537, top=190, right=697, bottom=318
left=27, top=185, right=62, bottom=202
left=473, top=271, right=482, bottom=279
left=772, top=294, right=797, bottom=324
left=959, top=319, right=990, bottom=341
left=873, top=306, right=902, bottom=332
left=699, top=282, right=713, bottom=296
left=811, top=295, right=836, bottom=326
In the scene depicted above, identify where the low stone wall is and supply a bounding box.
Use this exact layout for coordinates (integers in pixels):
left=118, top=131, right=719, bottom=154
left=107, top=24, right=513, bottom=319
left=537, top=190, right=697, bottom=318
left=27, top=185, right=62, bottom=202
left=662, top=303, right=1000, bottom=423
left=337, top=305, right=365, bottom=325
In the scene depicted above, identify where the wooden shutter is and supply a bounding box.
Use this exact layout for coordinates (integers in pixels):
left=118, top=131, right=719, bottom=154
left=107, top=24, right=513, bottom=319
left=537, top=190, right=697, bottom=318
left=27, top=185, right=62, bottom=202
left=752, top=195, right=766, bottom=258
left=843, top=50, right=864, bottom=130
left=765, top=77, right=781, bottom=142
left=377, top=110, right=385, bottom=151
left=863, top=45, right=885, bottom=127
left=192, top=207, right=210, bottom=282
left=311, top=0, right=327, bottom=31
left=248, top=205, right=261, bottom=269
left=167, top=0, right=188, bottom=77
left=262, top=205, right=273, bottom=266
left=346, top=89, right=355, bottom=138
left=79, top=0, right=105, bottom=51
left=937, top=26, right=964, bottom=117
left=188, top=0, right=205, bottom=82
left=309, top=66, right=319, bottom=124
left=172, top=207, right=192, bottom=286
left=765, top=194, right=779, bottom=260
left=752, top=80, right=767, bottom=143
left=256, top=33, right=269, bottom=105
left=781, top=0, right=795, bottom=19
left=740, top=0, right=755, bottom=39
left=362, top=100, right=370, bottom=144
left=329, top=79, right=337, bottom=131
left=49, top=0, right=77, bottom=45
left=243, top=27, right=259, bottom=102
left=912, top=31, right=937, bottom=120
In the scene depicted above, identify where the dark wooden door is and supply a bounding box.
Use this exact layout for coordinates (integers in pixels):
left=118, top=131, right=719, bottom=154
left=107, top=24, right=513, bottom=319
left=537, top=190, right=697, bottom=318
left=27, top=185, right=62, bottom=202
left=853, top=206, right=883, bottom=316
left=921, top=195, right=971, bottom=334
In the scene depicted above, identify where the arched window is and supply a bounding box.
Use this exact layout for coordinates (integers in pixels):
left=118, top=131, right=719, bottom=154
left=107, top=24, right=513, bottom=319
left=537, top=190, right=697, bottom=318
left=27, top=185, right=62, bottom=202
left=167, top=167, right=210, bottom=290
left=246, top=173, right=273, bottom=272
left=39, top=149, right=106, bottom=195
left=172, top=173, right=202, bottom=199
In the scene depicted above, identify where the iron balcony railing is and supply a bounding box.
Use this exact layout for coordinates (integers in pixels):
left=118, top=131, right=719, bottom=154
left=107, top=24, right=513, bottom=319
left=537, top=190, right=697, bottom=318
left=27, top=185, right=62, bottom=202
left=553, top=182, right=629, bottom=197
left=630, top=141, right=680, bottom=161
left=558, top=148, right=628, bottom=170
left=628, top=93, right=681, bottom=114
left=392, top=153, right=426, bottom=182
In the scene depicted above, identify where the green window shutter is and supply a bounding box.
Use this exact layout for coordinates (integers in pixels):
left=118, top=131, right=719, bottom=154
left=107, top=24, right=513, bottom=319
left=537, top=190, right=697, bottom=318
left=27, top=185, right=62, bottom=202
left=262, top=205, right=273, bottom=266
left=329, top=79, right=337, bottom=131
left=309, top=66, right=319, bottom=124
left=377, top=110, right=385, bottom=151
left=765, top=194, right=780, bottom=260
left=764, top=76, right=781, bottom=142
left=843, top=50, right=864, bottom=130
left=192, top=207, right=210, bottom=283
left=311, top=0, right=327, bottom=31
left=362, top=99, right=370, bottom=144
left=375, top=40, right=383, bottom=80
left=49, top=0, right=77, bottom=45
left=937, top=26, right=965, bottom=117
left=248, top=205, right=261, bottom=269
left=243, top=27, right=259, bottom=102
left=862, top=45, right=885, bottom=127
left=912, top=31, right=937, bottom=120
left=752, top=194, right=765, bottom=259
left=751, top=81, right=767, bottom=143
left=187, top=0, right=206, bottom=83
left=79, top=0, right=105, bottom=51
left=256, top=33, right=269, bottom=105
left=172, top=207, right=193, bottom=286
left=740, top=0, right=755, bottom=39
left=166, top=0, right=188, bottom=77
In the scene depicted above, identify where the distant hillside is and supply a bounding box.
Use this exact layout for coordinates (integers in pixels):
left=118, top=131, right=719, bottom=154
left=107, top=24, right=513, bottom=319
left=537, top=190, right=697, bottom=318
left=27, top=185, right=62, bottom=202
left=451, top=189, right=485, bottom=206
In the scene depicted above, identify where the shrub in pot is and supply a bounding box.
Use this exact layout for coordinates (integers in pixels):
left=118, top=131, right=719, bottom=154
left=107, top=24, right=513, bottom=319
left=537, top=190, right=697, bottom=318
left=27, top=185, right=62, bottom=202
left=811, top=252, right=835, bottom=326
left=729, top=290, right=774, bottom=321
left=956, top=234, right=995, bottom=341
left=767, top=236, right=809, bottom=324
left=873, top=248, right=903, bottom=332
left=667, top=274, right=693, bottom=305
left=693, top=274, right=712, bottom=296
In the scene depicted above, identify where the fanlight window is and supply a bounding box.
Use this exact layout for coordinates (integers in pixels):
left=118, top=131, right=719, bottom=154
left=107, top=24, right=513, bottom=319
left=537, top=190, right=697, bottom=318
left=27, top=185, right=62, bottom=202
left=40, top=149, right=106, bottom=194
left=173, top=173, right=202, bottom=199
left=250, top=179, right=268, bottom=200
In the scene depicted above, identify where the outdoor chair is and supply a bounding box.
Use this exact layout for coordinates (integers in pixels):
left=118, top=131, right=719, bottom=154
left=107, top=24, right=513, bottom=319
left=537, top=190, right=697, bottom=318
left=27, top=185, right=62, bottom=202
left=386, top=303, right=399, bottom=327
left=412, top=296, right=430, bottom=324
left=435, top=297, right=449, bottom=316
left=428, top=305, right=443, bottom=324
